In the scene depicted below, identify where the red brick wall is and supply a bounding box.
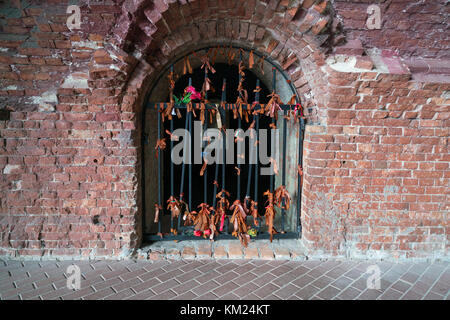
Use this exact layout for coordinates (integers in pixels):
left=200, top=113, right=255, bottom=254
left=333, top=0, right=449, bottom=59
left=302, top=68, right=449, bottom=259
left=0, top=0, right=448, bottom=259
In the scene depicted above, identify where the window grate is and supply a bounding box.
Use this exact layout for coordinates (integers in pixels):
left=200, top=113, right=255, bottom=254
left=143, top=47, right=305, bottom=243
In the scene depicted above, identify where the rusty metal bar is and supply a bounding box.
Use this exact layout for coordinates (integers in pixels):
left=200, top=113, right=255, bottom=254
left=203, top=63, right=208, bottom=205
left=188, top=78, right=193, bottom=211
left=236, top=51, right=243, bottom=200
left=270, top=68, right=276, bottom=193
left=281, top=106, right=287, bottom=232
left=157, top=104, right=162, bottom=235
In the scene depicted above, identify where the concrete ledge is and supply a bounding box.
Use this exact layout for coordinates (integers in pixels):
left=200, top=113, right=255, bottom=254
left=138, top=239, right=307, bottom=261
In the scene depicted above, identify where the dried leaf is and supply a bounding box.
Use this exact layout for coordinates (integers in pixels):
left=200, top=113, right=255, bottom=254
left=229, top=200, right=250, bottom=247
left=287, top=94, right=296, bottom=105
left=249, top=50, right=254, bottom=69
left=257, top=56, right=265, bottom=74
left=200, top=159, right=208, bottom=176
left=274, top=185, right=291, bottom=210
left=183, top=56, right=192, bottom=74
left=200, top=103, right=206, bottom=124
left=263, top=190, right=277, bottom=242
left=155, top=138, right=166, bottom=158
left=216, top=107, right=222, bottom=129
left=167, top=196, right=182, bottom=220
left=211, top=46, right=219, bottom=65
left=165, top=129, right=179, bottom=141
left=298, top=165, right=304, bottom=187
left=245, top=199, right=260, bottom=227
left=269, top=157, right=279, bottom=175
left=154, top=204, right=162, bottom=223
left=266, top=91, right=283, bottom=119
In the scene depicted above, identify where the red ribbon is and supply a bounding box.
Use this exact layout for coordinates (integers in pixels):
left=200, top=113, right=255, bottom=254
left=294, top=103, right=304, bottom=117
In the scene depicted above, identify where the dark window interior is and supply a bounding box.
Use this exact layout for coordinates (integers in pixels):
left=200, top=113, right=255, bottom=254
left=162, top=63, right=272, bottom=216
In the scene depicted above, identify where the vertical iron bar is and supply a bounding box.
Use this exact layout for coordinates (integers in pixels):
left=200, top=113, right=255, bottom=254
left=245, top=127, right=253, bottom=204
left=254, top=80, right=260, bottom=232
left=170, top=107, right=174, bottom=232
left=170, top=64, right=175, bottom=200
left=270, top=68, right=276, bottom=193
left=222, top=79, right=227, bottom=192
left=188, top=78, right=193, bottom=211
left=157, top=105, right=162, bottom=235
left=222, top=80, right=228, bottom=234
left=212, top=159, right=219, bottom=210
left=203, top=65, right=208, bottom=205
left=245, top=79, right=259, bottom=205
left=212, top=78, right=226, bottom=210
left=256, top=114, right=262, bottom=231
left=281, top=106, right=287, bottom=232
left=237, top=51, right=243, bottom=201
left=297, top=97, right=305, bottom=236
left=237, top=118, right=241, bottom=200
left=178, top=107, right=190, bottom=229
left=170, top=65, right=175, bottom=198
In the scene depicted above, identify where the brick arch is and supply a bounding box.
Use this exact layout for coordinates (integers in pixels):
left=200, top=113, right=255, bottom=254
left=112, top=0, right=340, bottom=57
left=103, top=0, right=343, bottom=120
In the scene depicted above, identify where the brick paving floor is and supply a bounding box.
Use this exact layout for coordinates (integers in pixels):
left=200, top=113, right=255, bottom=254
left=0, top=258, right=448, bottom=300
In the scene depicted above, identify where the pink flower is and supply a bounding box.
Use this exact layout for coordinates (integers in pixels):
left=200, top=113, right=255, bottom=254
left=203, top=229, right=211, bottom=236
left=185, top=86, right=196, bottom=94
left=193, top=230, right=202, bottom=237
left=185, top=86, right=201, bottom=100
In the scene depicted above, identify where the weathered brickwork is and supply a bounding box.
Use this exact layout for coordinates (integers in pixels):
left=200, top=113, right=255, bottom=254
left=302, top=65, right=449, bottom=259
left=0, top=0, right=448, bottom=259
left=334, top=0, right=449, bottom=60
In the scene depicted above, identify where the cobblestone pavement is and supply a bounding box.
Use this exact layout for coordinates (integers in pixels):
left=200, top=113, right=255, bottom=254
left=0, top=258, right=448, bottom=300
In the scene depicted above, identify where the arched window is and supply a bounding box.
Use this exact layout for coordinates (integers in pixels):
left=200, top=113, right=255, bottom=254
left=142, top=46, right=305, bottom=244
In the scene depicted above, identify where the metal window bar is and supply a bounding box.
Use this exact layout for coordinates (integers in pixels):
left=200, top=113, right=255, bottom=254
left=203, top=65, right=208, bottom=205
left=212, top=79, right=227, bottom=211
left=297, top=98, right=305, bottom=235
left=270, top=68, right=276, bottom=194
left=188, top=78, right=193, bottom=212
left=157, top=105, right=162, bottom=235
left=236, top=51, right=243, bottom=201
left=254, top=79, right=261, bottom=232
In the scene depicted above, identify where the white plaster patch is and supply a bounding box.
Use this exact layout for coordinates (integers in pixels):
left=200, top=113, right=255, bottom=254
left=30, top=90, right=58, bottom=112
left=12, top=180, right=22, bottom=190
left=383, top=185, right=399, bottom=195
left=109, top=64, right=120, bottom=71
left=72, top=41, right=101, bottom=50
left=3, top=164, right=20, bottom=174
left=61, top=74, right=89, bottom=89
left=2, top=85, right=18, bottom=91
left=326, top=55, right=377, bottom=73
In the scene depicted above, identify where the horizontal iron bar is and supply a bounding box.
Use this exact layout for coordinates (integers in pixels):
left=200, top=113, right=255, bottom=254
left=150, top=103, right=299, bottom=111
